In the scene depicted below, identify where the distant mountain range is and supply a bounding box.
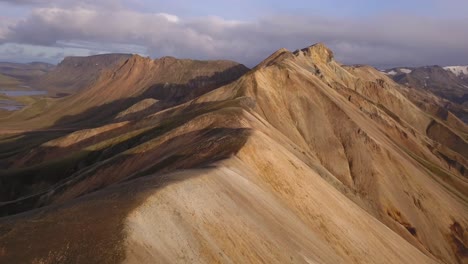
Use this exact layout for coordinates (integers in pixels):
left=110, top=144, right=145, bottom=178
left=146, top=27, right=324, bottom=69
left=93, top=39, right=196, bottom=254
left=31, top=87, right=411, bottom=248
left=382, top=65, right=468, bottom=122
left=0, top=61, right=54, bottom=81
left=444, top=66, right=468, bottom=77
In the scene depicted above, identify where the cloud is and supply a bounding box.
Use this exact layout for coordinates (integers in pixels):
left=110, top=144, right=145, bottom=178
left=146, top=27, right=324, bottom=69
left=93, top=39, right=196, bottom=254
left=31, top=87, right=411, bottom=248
left=0, top=0, right=122, bottom=6
left=0, top=0, right=45, bottom=4
left=1, top=3, right=467, bottom=67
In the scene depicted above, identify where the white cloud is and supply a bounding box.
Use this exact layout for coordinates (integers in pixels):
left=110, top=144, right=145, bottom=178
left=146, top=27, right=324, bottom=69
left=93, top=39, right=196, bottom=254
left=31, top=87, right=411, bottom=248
left=0, top=3, right=467, bottom=67
left=158, top=13, right=179, bottom=23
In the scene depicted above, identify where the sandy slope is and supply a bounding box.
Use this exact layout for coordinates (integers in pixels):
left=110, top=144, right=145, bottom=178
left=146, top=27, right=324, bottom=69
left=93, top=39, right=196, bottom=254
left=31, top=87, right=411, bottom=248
left=124, top=125, right=438, bottom=263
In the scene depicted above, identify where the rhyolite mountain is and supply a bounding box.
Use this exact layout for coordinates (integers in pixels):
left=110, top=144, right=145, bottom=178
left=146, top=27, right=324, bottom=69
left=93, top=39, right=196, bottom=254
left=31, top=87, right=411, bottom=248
left=0, top=44, right=466, bottom=264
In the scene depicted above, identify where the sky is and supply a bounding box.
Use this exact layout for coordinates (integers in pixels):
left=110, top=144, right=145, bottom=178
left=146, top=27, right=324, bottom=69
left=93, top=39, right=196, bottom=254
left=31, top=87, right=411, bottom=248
left=0, top=0, right=467, bottom=68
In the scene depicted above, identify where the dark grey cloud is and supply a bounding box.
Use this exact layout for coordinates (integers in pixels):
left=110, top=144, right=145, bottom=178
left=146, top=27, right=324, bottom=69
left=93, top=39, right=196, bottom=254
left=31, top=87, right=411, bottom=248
left=1, top=4, right=467, bottom=67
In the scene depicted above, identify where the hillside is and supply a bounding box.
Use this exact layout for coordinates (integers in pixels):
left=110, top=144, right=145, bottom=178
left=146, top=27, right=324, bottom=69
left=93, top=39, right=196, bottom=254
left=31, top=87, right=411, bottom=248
left=0, top=44, right=466, bottom=264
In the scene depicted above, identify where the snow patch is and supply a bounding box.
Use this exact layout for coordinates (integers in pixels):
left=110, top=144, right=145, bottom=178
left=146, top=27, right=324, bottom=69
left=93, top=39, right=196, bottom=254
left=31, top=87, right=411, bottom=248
left=444, top=66, right=468, bottom=76
left=386, top=70, right=397, bottom=76
left=400, top=68, right=412, bottom=74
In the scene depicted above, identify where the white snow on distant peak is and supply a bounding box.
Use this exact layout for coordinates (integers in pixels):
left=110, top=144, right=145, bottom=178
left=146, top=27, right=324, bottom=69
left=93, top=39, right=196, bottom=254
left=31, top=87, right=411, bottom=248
left=400, top=68, right=412, bottom=74
left=386, top=70, right=397, bottom=76
left=444, top=66, right=468, bottom=76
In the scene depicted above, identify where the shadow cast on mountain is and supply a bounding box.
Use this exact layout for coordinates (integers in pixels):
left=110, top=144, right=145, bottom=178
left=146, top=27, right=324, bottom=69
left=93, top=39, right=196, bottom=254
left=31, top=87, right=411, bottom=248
left=0, top=164, right=223, bottom=264
left=1, top=96, right=255, bottom=170
left=0, top=127, right=252, bottom=217
left=51, top=64, right=248, bottom=128
left=0, top=64, right=250, bottom=205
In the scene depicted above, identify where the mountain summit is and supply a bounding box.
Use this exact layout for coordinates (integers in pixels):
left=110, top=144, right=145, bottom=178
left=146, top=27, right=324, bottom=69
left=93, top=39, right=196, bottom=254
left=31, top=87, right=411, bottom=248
left=295, top=42, right=335, bottom=63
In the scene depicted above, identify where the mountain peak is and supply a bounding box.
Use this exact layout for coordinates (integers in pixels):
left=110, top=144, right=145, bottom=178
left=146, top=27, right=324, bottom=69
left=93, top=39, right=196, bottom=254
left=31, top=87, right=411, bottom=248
left=255, top=43, right=335, bottom=69
left=294, top=43, right=334, bottom=63
left=256, top=48, right=293, bottom=68
left=158, top=56, right=178, bottom=62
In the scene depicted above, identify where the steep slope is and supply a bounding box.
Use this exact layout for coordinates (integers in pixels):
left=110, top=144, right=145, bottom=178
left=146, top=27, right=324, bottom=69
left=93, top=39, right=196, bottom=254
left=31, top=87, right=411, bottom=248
left=0, top=44, right=467, bottom=264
